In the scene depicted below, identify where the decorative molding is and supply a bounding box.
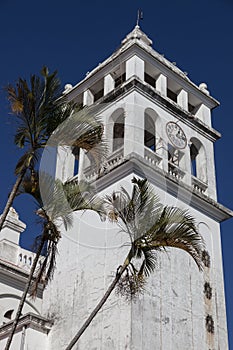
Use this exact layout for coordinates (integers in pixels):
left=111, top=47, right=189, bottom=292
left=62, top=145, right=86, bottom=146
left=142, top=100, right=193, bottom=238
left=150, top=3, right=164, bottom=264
left=63, top=37, right=219, bottom=110
left=0, top=260, right=44, bottom=298
left=95, top=153, right=233, bottom=222
left=105, top=78, right=221, bottom=141
left=0, top=313, right=52, bottom=339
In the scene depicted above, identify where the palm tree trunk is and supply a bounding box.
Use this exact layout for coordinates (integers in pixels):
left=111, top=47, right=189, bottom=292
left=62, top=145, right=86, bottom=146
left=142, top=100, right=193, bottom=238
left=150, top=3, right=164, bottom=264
left=0, top=170, right=26, bottom=231
left=65, top=256, right=131, bottom=350
left=4, top=236, right=46, bottom=350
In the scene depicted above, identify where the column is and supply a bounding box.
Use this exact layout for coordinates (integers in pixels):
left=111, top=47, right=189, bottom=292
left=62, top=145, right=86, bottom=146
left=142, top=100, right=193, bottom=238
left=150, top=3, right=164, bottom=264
left=177, top=89, right=188, bottom=111
left=104, top=74, right=115, bottom=95
left=83, top=89, right=94, bottom=106
left=125, top=55, right=144, bottom=81
left=156, top=74, right=167, bottom=97
left=55, top=146, right=74, bottom=182
left=181, top=144, right=192, bottom=186
left=195, top=104, right=211, bottom=127
left=124, top=96, right=144, bottom=157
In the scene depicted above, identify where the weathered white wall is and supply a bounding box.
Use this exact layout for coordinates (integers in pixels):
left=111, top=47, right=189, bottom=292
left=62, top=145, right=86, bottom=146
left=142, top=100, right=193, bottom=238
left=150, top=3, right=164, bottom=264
left=0, top=327, right=49, bottom=350
left=42, top=172, right=227, bottom=349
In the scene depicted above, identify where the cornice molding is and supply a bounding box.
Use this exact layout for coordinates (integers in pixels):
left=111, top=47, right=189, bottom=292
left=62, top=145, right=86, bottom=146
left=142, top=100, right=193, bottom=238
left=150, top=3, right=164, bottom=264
left=0, top=260, right=43, bottom=298
left=95, top=153, right=233, bottom=223
left=64, top=41, right=219, bottom=110
left=96, top=78, right=221, bottom=142
left=0, top=313, right=52, bottom=339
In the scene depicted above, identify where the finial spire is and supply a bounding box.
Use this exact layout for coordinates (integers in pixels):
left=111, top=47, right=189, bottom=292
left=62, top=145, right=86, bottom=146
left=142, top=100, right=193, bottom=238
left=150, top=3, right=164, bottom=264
left=136, top=9, right=143, bottom=27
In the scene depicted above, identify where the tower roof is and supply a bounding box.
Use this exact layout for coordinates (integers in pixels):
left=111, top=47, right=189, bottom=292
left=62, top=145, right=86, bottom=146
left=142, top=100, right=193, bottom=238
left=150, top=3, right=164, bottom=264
left=121, top=25, right=153, bottom=47
left=63, top=25, right=219, bottom=109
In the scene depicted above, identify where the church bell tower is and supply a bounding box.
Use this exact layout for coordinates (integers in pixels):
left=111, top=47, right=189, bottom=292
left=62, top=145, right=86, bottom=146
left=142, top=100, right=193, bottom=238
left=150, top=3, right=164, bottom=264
left=42, top=25, right=232, bottom=350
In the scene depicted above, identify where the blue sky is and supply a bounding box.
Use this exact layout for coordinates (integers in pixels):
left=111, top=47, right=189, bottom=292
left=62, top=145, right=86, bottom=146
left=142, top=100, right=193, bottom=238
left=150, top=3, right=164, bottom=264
left=0, top=0, right=232, bottom=347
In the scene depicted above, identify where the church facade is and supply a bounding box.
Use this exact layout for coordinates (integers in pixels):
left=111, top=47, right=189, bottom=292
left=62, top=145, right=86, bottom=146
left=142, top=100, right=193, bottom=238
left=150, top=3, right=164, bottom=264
left=0, top=26, right=232, bottom=349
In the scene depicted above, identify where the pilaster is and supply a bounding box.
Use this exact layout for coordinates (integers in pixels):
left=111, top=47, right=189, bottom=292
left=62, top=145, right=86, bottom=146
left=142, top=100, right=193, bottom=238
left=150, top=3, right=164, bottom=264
left=156, top=74, right=167, bottom=97
left=126, top=55, right=144, bottom=81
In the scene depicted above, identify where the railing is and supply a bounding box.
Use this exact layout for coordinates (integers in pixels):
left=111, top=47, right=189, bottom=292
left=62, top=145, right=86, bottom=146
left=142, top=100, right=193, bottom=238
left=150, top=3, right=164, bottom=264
left=105, top=147, right=124, bottom=169
left=18, top=251, right=34, bottom=270
left=144, top=147, right=162, bottom=166
left=18, top=249, right=43, bottom=272
left=84, top=147, right=124, bottom=180
left=168, top=162, right=185, bottom=180
left=191, top=176, right=208, bottom=194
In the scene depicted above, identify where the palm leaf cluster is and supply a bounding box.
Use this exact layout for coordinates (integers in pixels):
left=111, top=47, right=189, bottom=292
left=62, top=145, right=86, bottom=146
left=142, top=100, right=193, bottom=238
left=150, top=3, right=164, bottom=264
left=7, top=67, right=67, bottom=175
left=18, top=171, right=106, bottom=296
left=48, top=105, right=107, bottom=169
left=64, top=177, right=204, bottom=349
left=1, top=66, right=107, bottom=233
left=106, top=177, right=204, bottom=300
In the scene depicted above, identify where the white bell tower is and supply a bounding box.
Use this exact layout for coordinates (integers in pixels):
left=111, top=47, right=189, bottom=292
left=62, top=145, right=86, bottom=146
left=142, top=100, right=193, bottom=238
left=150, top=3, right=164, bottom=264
left=42, top=26, right=232, bottom=350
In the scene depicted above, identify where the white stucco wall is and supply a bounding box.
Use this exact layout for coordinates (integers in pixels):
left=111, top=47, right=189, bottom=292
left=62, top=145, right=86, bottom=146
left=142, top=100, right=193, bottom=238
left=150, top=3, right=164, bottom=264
left=41, top=173, right=227, bottom=350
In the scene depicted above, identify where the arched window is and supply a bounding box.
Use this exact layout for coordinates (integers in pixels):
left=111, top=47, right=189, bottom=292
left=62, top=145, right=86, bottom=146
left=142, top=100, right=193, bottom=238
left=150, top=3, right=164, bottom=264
left=189, top=138, right=207, bottom=182
left=72, top=146, right=80, bottom=176
left=190, top=143, right=198, bottom=177
left=144, top=113, right=155, bottom=151
left=144, top=108, right=160, bottom=154
left=113, top=114, right=124, bottom=152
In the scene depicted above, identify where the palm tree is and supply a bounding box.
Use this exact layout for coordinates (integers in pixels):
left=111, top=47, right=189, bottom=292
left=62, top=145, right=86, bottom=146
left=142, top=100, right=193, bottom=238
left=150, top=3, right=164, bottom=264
left=0, top=67, right=65, bottom=231
left=0, top=67, right=105, bottom=232
left=65, top=177, right=204, bottom=350
left=4, top=172, right=105, bottom=350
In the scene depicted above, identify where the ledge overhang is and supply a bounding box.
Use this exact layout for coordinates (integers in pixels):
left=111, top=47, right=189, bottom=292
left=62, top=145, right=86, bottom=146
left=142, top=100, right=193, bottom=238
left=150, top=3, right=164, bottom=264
left=95, top=153, right=233, bottom=223
left=0, top=313, right=52, bottom=339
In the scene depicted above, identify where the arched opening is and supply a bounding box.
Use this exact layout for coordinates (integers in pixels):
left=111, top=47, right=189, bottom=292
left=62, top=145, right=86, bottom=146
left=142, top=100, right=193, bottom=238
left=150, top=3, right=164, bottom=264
left=189, top=138, right=207, bottom=182
left=144, top=113, right=155, bottom=151
left=113, top=114, right=124, bottom=152
left=4, top=309, right=14, bottom=320
left=72, top=147, right=80, bottom=176
left=144, top=108, right=160, bottom=153
left=190, top=143, right=198, bottom=177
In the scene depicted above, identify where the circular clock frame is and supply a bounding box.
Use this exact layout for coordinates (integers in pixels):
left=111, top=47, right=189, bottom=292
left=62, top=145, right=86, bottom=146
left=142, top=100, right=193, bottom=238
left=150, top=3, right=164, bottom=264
left=166, top=122, right=187, bottom=150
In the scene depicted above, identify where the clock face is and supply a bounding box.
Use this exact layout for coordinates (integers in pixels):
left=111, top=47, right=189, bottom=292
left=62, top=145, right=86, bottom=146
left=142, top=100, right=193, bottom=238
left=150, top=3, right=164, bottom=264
left=166, top=122, right=187, bottom=149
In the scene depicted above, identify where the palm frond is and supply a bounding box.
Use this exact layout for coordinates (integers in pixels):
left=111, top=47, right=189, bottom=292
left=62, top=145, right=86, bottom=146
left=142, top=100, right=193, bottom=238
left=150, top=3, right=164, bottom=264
left=15, top=149, right=40, bottom=175
left=138, top=249, right=158, bottom=277
left=106, top=177, right=162, bottom=242
left=107, top=177, right=204, bottom=273
left=19, top=170, right=106, bottom=228
left=7, top=67, right=68, bottom=154
left=30, top=238, right=58, bottom=298
left=48, top=105, right=108, bottom=166
left=138, top=207, right=204, bottom=270
left=63, top=179, right=106, bottom=221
